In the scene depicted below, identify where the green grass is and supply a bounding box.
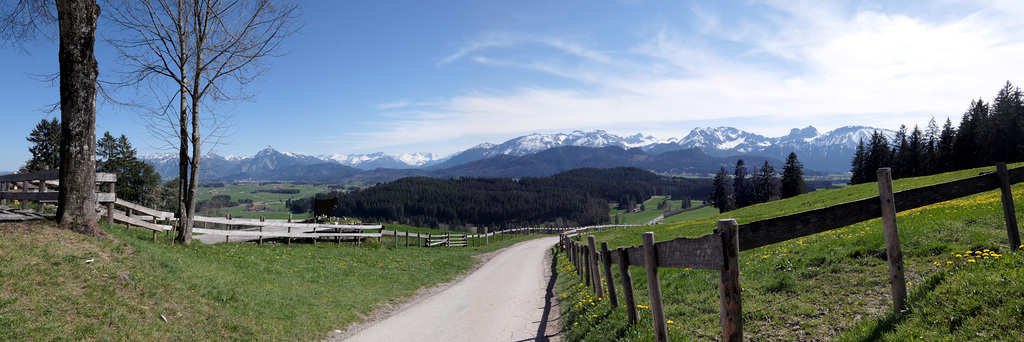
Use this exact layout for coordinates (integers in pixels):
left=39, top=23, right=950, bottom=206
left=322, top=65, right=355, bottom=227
left=557, top=163, right=1024, bottom=341
left=196, top=183, right=333, bottom=220
left=0, top=219, right=541, bottom=341
left=659, top=204, right=719, bottom=224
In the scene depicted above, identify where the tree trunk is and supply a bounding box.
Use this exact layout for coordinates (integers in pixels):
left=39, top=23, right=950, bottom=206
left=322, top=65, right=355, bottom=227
left=175, top=0, right=192, bottom=244
left=55, top=0, right=101, bottom=236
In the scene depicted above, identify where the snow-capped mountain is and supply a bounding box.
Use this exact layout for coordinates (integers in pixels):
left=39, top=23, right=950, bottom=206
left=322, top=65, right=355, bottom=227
left=319, top=151, right=445, bottom=170
left=142, top=125, right=893, bottom=180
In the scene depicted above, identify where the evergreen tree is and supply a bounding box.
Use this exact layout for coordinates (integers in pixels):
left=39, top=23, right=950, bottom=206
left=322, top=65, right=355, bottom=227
left=925, top=117, right=940, bottom=174
left=988, top=81, right=1024, bottom=163
left=892, top=125, right=909, bottom=178
left=781, top=152, right=808, bottom=199
left=753, top=160, right=780, bottom=204
left=905, top=125, right=925, bottom=177
left=953, top=99, right=988, bottom=169
left=733, top=159, right=751, bottom=208
left=936, top=118, right=956, bottom=173
left=709, top=167, right=735, bottom=212
left=850, top=139, right=867, bottom=185
left=96, top=132, right=162, bottom=207
left=21, top=118, right=62, bottom=172
left=864, top=130, right=892, bottom=182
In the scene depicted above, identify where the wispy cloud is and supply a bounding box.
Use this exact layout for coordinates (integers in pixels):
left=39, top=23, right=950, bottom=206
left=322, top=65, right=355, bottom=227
left=374, top=100, right=412, bottom=110
left=356, top=1, right=1024, bottom=152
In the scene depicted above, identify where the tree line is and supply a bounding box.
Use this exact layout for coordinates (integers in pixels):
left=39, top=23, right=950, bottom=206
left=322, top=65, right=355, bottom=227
left=850, top=81, right=1024, bottom=184
left=289, top=167, right=712, bottom=229
left=709, top=152, right=808, bottom=212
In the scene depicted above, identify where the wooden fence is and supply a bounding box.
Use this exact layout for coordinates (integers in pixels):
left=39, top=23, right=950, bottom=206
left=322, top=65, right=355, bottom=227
left=99, top=199, right=384, bottom=244
left=561, top=163, right=1023, bottom=342
left=380, top=225, right=638, bottom=248
left=0, top=169, right=116, bottom=213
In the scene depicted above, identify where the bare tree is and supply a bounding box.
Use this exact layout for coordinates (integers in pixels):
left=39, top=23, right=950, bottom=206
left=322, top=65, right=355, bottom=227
left=2, top=0, right=103, bottom=237
left=107, top=0, right=300, bottom=244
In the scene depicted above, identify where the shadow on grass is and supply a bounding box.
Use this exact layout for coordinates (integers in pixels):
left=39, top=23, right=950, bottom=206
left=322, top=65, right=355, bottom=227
left=850, top=272, right=945, bottom=342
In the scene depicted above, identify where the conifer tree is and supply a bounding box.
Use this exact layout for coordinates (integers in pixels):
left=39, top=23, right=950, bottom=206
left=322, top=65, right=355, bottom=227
left=850, top=139, right=867, bottom=185
left=753, top=160, right=780, bottom=204
left=21, top=118, right=62, bottom=172
left=709, top=167, right=735, bottom=212
left=733, top=159, right=750, bottom=208
left=781, top=152, right=808, bottom=198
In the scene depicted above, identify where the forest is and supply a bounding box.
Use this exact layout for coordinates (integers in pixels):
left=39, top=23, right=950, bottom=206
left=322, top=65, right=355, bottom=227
left=850, top=81, right=1024, bottom=183
left=288, top=167, right=712, bottom=229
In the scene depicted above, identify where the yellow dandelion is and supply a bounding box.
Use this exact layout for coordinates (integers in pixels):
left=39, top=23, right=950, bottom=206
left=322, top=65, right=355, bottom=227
left=968, top=259, right=976, bottom=263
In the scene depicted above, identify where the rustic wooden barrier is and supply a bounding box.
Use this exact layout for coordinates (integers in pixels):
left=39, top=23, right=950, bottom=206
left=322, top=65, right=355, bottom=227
left=560, top=163, right=1023, bottom=341
left=0, top=169, right=116, bottom=215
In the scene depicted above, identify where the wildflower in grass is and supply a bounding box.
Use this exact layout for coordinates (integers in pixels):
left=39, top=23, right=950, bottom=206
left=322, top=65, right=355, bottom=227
left=667, top=320, right=674, bottom=324
left=968, top=259, right=976, bottom=263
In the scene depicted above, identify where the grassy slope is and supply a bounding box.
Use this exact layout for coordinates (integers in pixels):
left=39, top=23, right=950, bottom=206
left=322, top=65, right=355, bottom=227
left=196, top=183, right=332, bottom=220
left=0, top=220, right=537, bottom=341
left=557, top=164, right=1024, bottom=341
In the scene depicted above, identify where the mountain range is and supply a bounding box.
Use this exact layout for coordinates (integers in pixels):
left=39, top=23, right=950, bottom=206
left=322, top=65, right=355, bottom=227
left=142, top=125, right=892, bottom=182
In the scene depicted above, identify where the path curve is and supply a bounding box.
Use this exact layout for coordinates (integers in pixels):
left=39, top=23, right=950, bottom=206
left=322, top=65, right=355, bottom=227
left=335, top=236, right=560, bottom=342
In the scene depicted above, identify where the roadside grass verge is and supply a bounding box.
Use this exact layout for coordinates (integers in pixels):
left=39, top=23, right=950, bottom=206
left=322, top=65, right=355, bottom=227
left=0, top=220, right=538, bottom=341
left=556, top=163, right=1024, bottom=340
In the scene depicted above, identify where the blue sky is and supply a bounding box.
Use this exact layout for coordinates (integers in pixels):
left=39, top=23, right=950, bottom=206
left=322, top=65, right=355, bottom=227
left=3, top=0, right=1024, bottom=171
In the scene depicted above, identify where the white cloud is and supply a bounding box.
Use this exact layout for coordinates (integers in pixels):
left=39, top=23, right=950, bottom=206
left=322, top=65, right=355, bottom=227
left=356, top=1, right=1024, bottom=150
left=374, top=100, right=411, bottom=110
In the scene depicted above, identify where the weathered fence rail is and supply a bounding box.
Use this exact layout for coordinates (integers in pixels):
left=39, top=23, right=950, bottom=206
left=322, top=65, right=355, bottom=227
left=0, top=169, right=116, bottom=214
left=561, top=163, right=1023, bottom=342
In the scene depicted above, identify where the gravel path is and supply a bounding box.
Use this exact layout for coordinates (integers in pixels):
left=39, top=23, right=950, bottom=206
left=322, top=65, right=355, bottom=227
left=331, top=236, right=561, bottom=342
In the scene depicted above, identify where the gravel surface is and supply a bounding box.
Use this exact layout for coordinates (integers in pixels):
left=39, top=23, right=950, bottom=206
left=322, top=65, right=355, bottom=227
left=329, top=236, right=562, bottom=342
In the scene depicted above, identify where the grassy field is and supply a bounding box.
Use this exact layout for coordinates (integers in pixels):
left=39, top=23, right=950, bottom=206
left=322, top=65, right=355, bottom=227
left=196, top=183, right=332, bottom=220
left=0, top=220, right=541, bottom=341
left=611, top=197, right=705, bottom=225
left=556, top=163, right=1024, bottom=341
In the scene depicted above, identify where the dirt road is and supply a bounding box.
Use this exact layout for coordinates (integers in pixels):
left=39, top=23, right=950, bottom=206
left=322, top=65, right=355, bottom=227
left=335, top=236, right=561, bottom=342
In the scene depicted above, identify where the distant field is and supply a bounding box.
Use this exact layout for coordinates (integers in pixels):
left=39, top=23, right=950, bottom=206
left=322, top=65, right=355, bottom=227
left=612, top=197, right=702, bottom=225
left=195, top=183, right=332, bottom=220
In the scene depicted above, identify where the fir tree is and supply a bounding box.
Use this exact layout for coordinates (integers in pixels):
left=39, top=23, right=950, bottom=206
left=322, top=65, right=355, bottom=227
left=21, top=118, right=62, bottom=172
left=781, top=152, right=808, bottom=198
left=709, top=167, right=735, bottom=212
left=733, top=159, right=750, bottom=208
left=753, top=160, right=780, bottom=204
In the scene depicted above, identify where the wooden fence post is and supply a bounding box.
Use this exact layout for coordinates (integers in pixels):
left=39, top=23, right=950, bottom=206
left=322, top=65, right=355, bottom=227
left=588, top=236, right=604, bottom=299
left=996, top=162, right=1021, bottom=251
left=259, top=215, right=264, bottom=245
left=601, top=241, right=618, bottom=307
left=395, top=230, right=399, bottom=247
left=642, top=232, right=668, bottom=342
left=583, top=244, right=593, bottom=287
left=35, top=177, right=45, bottom=214
left=877, top=168, right=907, bottom=313
left=21, top=180, right=28, bottom=210
left=719, top=219, right=743, bottom=342
left=617, top=247, right=638, bottom=324
left=106, top=182, right=115, bottom=226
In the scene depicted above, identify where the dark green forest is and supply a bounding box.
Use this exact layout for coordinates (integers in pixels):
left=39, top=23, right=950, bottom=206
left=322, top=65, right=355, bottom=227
left=851, top=81, right=1024, bottom=183
left=289, top=167, right=712, bottom=229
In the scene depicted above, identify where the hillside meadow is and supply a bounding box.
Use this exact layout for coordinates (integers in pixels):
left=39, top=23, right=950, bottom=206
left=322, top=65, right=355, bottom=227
left=556, top=163, right=1024, bottom=341
left=0, top=220, right=537, bottom=341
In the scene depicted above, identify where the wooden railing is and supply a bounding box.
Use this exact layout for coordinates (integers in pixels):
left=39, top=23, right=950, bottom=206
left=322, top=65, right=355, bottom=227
left=561, top=163, right=1023, bottom=342
left=100, top=199, right=383, bottom=244
left=0, top=169, right=116, bottom=213
left=381, top=225, right=638, bottom=248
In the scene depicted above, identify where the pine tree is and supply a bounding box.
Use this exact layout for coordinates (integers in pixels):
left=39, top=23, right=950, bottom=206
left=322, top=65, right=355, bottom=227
left=905, top=125, right=925, bottom=177
left=21, top=118, right=62, bottom=172
left=953, top=99, right=988, bottom=169
left=850, top=139, right=867, bottom=185
left=936, top=118, right=956, bottom=173
left=709, top=167, right=735, bottom=212
left=733, top=159, right=750, bottom=208
left=988, top=81, right=1023, bottom=163
left=781, top=152, right=808, bottom=198
left=925, top=117, right=940, bottom=174
left=892, top=125, right=909, bottom=178
left=753, top=160, right=780, bottom=204
left=863, top=130, right=892, bottom=182
left=96, top=132, right=161, bottom=206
